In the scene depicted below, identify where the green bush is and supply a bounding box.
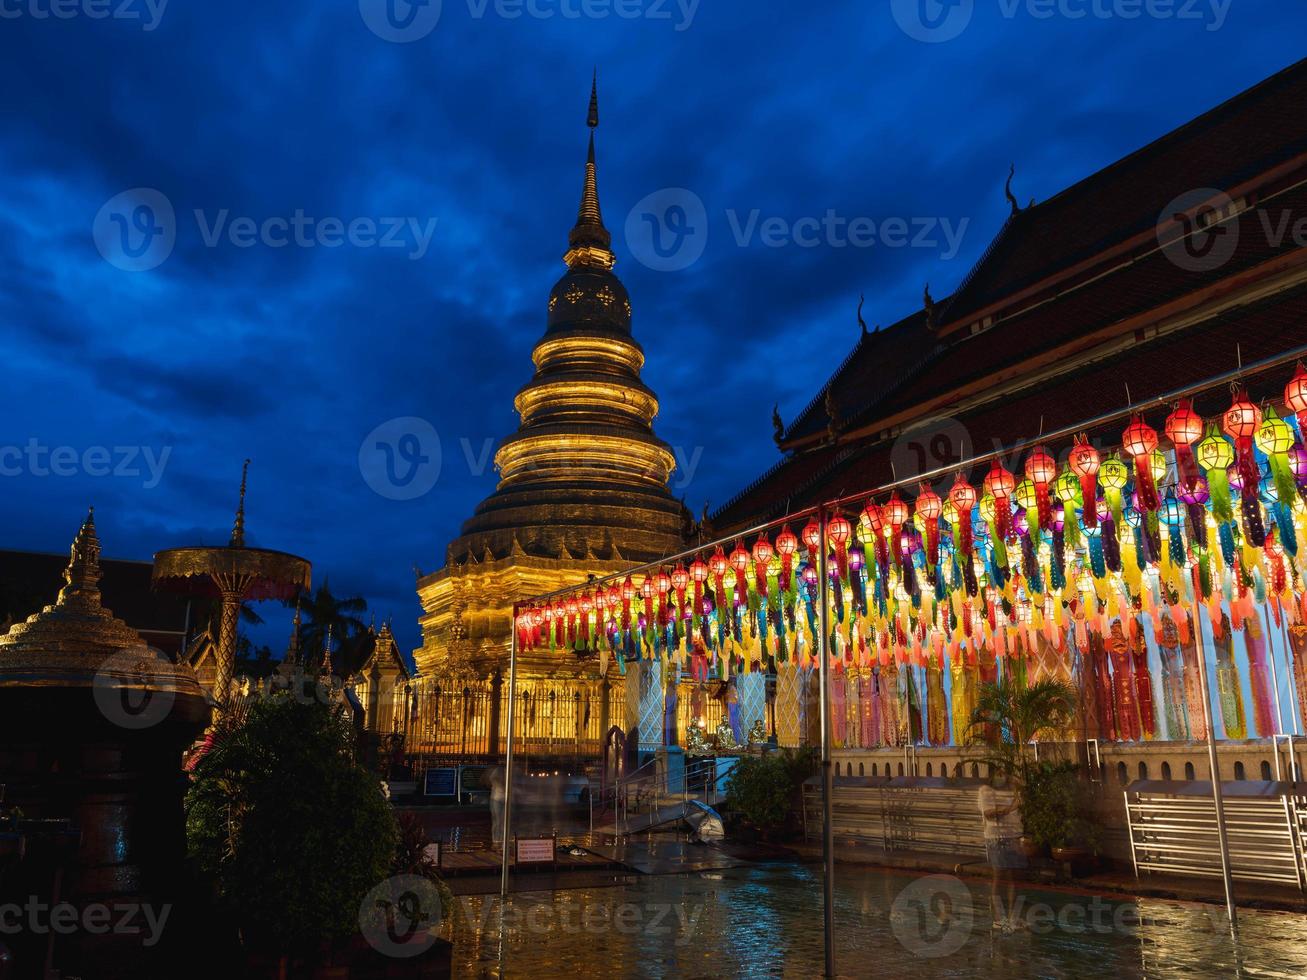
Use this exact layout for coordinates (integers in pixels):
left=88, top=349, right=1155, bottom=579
left=1019, top=760, right=1101, bottom=853
left=724, top=749, right=816, bottom=835
left=185, top=693, right=399, bottom=954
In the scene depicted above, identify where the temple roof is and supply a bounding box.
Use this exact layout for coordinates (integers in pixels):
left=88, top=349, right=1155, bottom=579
left=715, top=57, right=1307, bottom=531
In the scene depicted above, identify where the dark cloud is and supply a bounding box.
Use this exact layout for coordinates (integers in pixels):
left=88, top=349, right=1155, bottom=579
left=0, top=0, right=1299, bottom=657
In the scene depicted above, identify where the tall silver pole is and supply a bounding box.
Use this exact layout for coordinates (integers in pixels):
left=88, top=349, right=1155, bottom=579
left=816, top=506, right=835, bottom=979
left=1190, top=597, right=1236, bottom=926
left=1260, top=605, right=1286, bottom=738
left=500, top=606, right=520, bottom=899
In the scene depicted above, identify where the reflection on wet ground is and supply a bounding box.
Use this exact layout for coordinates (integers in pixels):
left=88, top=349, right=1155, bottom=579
left=446, top=862, right=1307, bottom=978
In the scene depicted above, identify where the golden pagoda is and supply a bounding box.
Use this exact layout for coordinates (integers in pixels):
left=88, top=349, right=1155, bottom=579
left=412, top=79, right=689, bottom=757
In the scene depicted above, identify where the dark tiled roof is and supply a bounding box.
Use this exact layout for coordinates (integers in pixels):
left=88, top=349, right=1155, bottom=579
left=714, top=285, right=1307, bottom=530
left=942, top=57, right=1307, bottom=325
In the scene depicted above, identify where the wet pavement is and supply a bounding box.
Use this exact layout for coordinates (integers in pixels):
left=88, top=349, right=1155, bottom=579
left=444, top=862, right=1307, bottom=978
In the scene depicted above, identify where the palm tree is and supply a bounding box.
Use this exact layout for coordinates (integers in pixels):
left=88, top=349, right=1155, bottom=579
left=965, top=676, right=1078, bottom=783
left=289, top=581, right=369, bottom=674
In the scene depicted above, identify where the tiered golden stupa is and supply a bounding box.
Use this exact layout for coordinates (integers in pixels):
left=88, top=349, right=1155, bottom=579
left=412, top=80, right=689, bottom=757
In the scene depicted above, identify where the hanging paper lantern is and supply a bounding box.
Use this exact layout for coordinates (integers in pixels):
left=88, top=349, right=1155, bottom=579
left=1222, top=389, right=1266, bottom=546
left=915, top=485, right=943, bottom=567
left=982, top=461, right=1016, bottom=541
left=1284, top=362, right=1307, bottom=433
left=801, top=518, right=821, bottom=553
left=1165, top=399, right=1203, bottom=491
left=752, top=535, right=773, bottom=595
left=828, top=511, right=853, bottom=580
left=948, top=474, right=977, bottom=558
left=728, top=543, right=749, bottom=604
left=883, top=493, right=911, bottom=567
left=775, top=527, right=798, bottom=591
left=1024, top=446, right=1057, bottom=532
left=1069, top=437, right=1101, bottom=528
left=1196, top=422, right=1236, bottom=525
left=1122, top=414, right=1161, bottom=513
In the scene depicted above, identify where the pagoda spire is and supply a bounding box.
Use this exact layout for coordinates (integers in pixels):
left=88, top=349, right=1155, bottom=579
left=60, top=506, right=102, bottom=604
left=284, top=598, right=302, bottom=667
left=566, top=71, right=614, bottom=269
left=230, top=459, right=250, bottom=547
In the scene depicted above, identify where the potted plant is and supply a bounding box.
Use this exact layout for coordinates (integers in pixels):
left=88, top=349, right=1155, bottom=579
left=723, top=748, right=816, bottom=841
left=186, top=692, right=401, bottom=976
left=965, top=676, right=1079, bottom=859
left=1020, top=761, right=1101, bottom=867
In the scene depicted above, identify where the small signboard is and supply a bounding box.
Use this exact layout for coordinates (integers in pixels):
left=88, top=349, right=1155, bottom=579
left=514, top=836, right=556, bottom=866
left=423, top=767, right=458, bottom=798
left=422, top=842, right=442, bottom=868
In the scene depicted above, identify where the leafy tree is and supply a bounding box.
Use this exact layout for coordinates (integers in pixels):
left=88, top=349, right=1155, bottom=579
left=965, top=676, right=1077, bottom=782
left=290, top=581, right=369, bottom=673
left=185, top=692, right=398, bottom=955
left=724, top=749, right=816, bottom=837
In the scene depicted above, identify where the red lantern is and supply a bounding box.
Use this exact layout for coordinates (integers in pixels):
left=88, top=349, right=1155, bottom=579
left=1165, top=399, right=1203, bottom=493
left=1222, top=389, right=1262, bottom=500
left=1023, top=446, right=1056, bottom=532
left=949, top=474, right=977, bottom=558
left=579, top=590, right=594, bottom=642
left=861, top=500, right=883, bottom=533
left=983, top=460, right=1016, bottom=540
left=639, top=576, right=654, bottom=622
left=883, top=492, right=910, bottom=569
left=828, top=511, right=853, bottom=579
left=1286, top=362, right=1307, bottom=432
left=1122, top=414, right=1161, bottom=512
left=915, top=485, right=943, bottom=566
left=775, top=526, right=798, bottom=591
left=689, top=557, right=709, bottom=583
left=751, top=535, right=773, bottom=596
left=1068, top=436, right=1100, bottom=528
left=801, top=519, right=821, bottom=553
left=729, top=542, right=750, bottom=601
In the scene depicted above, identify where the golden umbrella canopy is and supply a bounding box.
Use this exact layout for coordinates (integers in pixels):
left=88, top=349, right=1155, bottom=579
left=152, top=462, right=310, bottom=716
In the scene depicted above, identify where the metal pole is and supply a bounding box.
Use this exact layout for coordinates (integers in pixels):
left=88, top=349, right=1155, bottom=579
left=1190, top=595, right=1237, bottom=926
left=816, top=505, right=836, bottom=979
left=500, top=607, right=519, bottom=899
left=1280, top=614, right=1303, bottom=737
left=1261, top=605, right=1286, bottom=738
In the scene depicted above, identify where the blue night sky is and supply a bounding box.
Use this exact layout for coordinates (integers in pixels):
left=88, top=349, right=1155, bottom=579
left=1, top=0, right=1303, bottom=657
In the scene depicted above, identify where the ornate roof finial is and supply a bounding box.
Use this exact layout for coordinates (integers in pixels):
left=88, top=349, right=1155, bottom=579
left=323, top=623, right=334, bottom=678
left=857, top=293, right=868, bottom=337
left=230, top=459, right=250, bottom=547
left=923, top=284, right=938, bottom=332
left=284, top=597, right=302, bottom=667
left=1005, top=164, right=1020, bottom=216
left=772, top=404, right=785, bottom=447
left=825, top=388, right=842, bottom=443
left=566, top=72, right=614, bottom=269
left=60, top=506, right=102, bottom=602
